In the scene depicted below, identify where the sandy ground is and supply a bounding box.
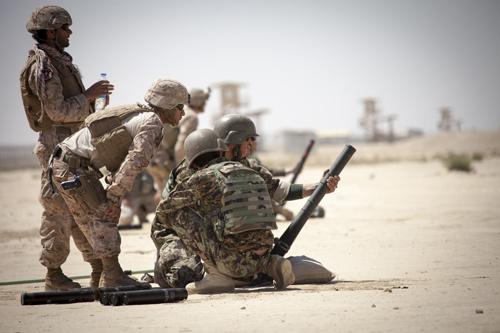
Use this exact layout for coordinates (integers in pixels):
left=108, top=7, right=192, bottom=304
left=0, top=147, right=499, bottom=332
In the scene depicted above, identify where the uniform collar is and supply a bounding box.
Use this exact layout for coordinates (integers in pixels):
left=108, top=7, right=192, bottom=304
left=35, top=44, right=73, bottom=64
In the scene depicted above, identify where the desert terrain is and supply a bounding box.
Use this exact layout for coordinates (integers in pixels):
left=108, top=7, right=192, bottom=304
left=0, top=131, right=499, bottom=332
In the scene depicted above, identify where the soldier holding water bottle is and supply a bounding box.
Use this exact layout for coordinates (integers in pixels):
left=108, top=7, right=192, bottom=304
left=20, top=5, right=114, bottom=290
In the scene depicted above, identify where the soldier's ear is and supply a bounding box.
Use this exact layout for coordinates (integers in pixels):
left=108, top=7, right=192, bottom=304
left=46, top=29, right=56, bottom=40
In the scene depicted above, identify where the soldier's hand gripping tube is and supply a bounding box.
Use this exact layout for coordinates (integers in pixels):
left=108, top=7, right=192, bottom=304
left=21, top=284, right=151, bottom=305
left=290, top=139, right=315, bottom=184
left=102, top=288, right=188, bottom=306
left=271, top=144, right=356, bottom=256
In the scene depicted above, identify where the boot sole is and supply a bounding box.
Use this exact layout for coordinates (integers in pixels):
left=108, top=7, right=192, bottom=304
left=186, top=276, right=236, bottom=295
left=187, top=284, right=235, bottom=295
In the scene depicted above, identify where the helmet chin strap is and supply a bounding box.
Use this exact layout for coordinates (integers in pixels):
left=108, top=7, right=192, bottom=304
left=231, top=145, right=242, bottom=161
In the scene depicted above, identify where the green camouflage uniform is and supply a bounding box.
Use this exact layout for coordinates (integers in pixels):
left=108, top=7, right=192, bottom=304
left=152, top=156, right=283, bottom=286
left=151, top=159, right=203, bottom=287
left=154, top=159, right=276, bottom=281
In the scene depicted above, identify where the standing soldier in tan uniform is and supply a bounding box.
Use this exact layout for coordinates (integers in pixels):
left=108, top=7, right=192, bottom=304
left=50, top=79, right=188, bottom=287
left=20, top=5, right=114, bottom=290
left=174, top=87, right=210, bottom=162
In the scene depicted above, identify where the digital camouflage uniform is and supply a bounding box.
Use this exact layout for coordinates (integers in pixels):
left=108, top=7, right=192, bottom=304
left=247, top=156, right=294, bottom=221
left=148, top=88, right=208, bottom=197
left=20, top=43, right=94, bottom=269
left=51, top=79, right=188, bottom=288
left=155, top=159, right=277, bottom=281
left=151, top=156, right=282, bottom=287
left=151, top=159, right=203, bottom=287
left=147, top=123, right=179, bottom=194
left=119, top=171, right=157, bottom=226
left=51, top=108, right=164, bottom=259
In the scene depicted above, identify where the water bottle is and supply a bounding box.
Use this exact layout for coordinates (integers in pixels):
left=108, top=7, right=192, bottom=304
left=94, top=73, right=108, bottom=111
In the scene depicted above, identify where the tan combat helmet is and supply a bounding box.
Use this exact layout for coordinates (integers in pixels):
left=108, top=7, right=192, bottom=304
left=144, top=79, right=189, bottom=110
left=185, top=129, right=228, bottom=167
left=26, top=5, right=72, bottom=33
left=189, top=87, right=211, bottom=108
left=213, top=114, right=259, bottom=145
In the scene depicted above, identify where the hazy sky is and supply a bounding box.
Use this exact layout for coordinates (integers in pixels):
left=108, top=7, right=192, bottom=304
left=1, top=0, right=499, bottom=145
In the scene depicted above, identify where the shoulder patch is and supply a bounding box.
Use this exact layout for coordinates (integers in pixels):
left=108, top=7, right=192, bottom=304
left=41, top=67, right=53, bottom=81
left=39, top=56, right=53, bottom=81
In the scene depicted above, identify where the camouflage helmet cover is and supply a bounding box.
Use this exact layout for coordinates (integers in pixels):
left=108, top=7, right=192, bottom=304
left=189, top=87, right=211, bottom=108
left=144, top=79, right=189, bottom=110
left=26, top=6, right=72, bottom=33
left=213, top=114, right=259, bottom=145
left=185, top=129, right=228, bottom=167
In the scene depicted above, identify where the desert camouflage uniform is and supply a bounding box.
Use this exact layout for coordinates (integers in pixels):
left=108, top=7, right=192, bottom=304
left=21, top=44, right=93, bottom=268
left=51, top=111, right=163, bottom=258
left=147, top=124, right=179, bottom=194
left=155, top=159, right=275, bottom=281
left=118, top=171, right=157, bottom=226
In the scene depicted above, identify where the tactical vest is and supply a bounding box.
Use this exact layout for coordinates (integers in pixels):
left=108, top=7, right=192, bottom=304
left=208, top=161, right=277, bottom=235
left=20, top=49, right=88, bottom=132
left=85, top=104, right=151, bottom=172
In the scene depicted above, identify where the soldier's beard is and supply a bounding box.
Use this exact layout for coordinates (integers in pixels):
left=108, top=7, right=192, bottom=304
left=55, top=35, right=69, bottom=51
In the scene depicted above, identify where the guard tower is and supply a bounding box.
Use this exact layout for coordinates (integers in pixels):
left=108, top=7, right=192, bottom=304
left=359, top=98, right=397, bottom=142
left=212, top=82, right=246, bottom=116
left=212, top=81, right=270, bottom=148
left=437, top=106, right=462, bottom=132
left=359, top=98, right=382, bottom=141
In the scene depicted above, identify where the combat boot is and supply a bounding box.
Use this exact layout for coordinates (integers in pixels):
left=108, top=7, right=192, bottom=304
left=185, top=264, right=246, bottom=294
left=88, top=259, right=103, bottom=289
left=99, top=256, right=150, bottom=288
left=45, top=267, right=81, bottom=291
left=265, top=255, right=295, bottom=290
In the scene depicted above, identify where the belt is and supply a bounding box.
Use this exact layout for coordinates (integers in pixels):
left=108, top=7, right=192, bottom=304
left=53, top=145, right=91, bottom=170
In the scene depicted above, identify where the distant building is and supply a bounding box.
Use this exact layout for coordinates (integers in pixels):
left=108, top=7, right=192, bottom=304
left=406, top=128, right=424, bottom=138
left=315, top=130, right=352, bottom=145
left=272, top=130, right=316, bottom=153
left=271, top=129, right=353, bottom=152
